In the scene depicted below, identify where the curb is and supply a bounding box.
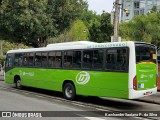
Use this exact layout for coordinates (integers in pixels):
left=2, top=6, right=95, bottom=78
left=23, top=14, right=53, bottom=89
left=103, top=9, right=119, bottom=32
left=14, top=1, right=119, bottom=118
left=135, top=99, right=160, bottom=105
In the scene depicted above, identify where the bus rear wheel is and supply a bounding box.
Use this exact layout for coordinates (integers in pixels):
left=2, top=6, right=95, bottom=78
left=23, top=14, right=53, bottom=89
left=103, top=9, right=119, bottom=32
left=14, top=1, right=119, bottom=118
left=63, top=83, right=76, bottom=100
left=15, top=78, right=22, bottom=89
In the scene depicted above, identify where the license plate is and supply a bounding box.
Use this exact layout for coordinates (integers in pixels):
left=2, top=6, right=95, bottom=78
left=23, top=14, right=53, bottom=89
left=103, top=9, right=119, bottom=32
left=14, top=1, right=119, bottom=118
left=145, top=92, right=150, bottom=96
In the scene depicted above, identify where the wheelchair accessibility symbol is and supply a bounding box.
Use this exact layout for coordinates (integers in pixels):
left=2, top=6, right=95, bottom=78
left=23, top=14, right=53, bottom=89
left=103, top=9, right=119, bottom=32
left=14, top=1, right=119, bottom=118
left=76, top=71, right=90, bottom=85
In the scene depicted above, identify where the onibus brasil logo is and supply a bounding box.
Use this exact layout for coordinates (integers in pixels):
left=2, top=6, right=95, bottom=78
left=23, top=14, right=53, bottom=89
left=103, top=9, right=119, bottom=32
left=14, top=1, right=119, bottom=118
left=76, top=71, right=90, bottom=85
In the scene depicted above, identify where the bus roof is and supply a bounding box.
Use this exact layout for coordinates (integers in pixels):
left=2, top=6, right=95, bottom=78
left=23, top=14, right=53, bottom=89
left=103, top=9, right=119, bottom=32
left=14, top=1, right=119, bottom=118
left=6, top=41, right=153, bottom=53
left=46, top=41, right=96, bottom=47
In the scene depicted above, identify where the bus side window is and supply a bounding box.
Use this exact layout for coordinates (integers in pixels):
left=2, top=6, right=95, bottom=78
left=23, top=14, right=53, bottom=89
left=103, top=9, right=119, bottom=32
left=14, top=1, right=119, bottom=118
left=116, top=49, right=127, bottom=70
left=28, top=53, right=34, bottom=66
left=106, top=53, right=116, bottom=70
left=6, top=54, right=14, bottom=67
left=14, top=53, right=23, bottom=66
left=106, top=48, right=128, bottom=71
left=48, top=52, right=56, bottom=67
left=83, top=50, right=93, bottom=69
left=35, top=52, right=41, bottom=67
left=55, top=52, right=62, bottom=68
left=42, top=52, right=47, bottom=67
left=23, top=53, right=29, bottom=66
left=73, top=51, right=81, bottom=69
left=93, top=50, right=103, bottom=69
left=14, top=54, right=19, bottom=66
left=64, top=51, right=73, bottom=68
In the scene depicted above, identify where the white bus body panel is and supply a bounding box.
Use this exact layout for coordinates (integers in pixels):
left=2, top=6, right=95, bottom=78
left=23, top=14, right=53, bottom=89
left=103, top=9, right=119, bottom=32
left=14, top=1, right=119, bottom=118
left=127, top=42, right=157, bottom=99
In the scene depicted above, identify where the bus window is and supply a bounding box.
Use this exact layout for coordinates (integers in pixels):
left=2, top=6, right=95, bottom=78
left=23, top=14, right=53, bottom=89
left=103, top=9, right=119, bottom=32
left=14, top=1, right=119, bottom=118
left=23, top=53, right=29, bottom=66
left=14, top=53, right=23, bottom=66
left=35, top=52, right=41, bottom=67
left=73, top=51, right=81, bottom=69
left=28, top=53, right=34, bottom=66
left=136, top=45, right=156, bottom=63
left=116, top=49, right=127, bottom=70
left=48, top=52, right=56, bottom=67
left=83, top=50, right=93, bottom=69
left=22, top=53, right=34, bottom=67
left=64, top=51, right=73, bottom=68
left=106, top=48, right=128, bottom=71
left=93, top=50, right=103, bottom=69
left=42, top=52, right=47, bottom=67
left=48, top=51, right=62, bottom=68
left=6, top=54, right=14, bottom=67
left=106, top=50, right=116, bottom=70
left=55, top=52, right=62, bottom=68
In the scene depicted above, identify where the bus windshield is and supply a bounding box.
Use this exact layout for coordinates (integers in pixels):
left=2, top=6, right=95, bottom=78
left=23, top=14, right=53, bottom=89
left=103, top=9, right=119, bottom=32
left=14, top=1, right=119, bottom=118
left=135, top=44, right=156, bottom=64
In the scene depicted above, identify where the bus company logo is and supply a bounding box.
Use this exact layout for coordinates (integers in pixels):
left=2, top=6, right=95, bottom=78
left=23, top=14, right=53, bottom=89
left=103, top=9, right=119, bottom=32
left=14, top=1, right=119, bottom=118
left=19, top=70, right=34, bottom=76
left=76, top=71, right=90, bottom=85
left=2, top=112, right=11, bottom=117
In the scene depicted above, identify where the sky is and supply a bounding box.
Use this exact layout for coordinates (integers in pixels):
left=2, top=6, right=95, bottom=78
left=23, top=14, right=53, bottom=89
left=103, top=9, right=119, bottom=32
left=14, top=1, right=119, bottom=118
left=86, top=0, right=115, bottom=14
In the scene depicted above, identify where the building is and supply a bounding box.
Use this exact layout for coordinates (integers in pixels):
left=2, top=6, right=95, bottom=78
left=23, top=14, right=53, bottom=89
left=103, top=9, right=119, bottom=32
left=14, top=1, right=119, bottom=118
left=121, top=0, right=160, bottom=22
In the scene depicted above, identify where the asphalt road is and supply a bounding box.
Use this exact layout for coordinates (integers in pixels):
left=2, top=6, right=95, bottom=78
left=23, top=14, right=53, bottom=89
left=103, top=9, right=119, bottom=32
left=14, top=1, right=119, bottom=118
left=0, top=79, right=160, bottom=120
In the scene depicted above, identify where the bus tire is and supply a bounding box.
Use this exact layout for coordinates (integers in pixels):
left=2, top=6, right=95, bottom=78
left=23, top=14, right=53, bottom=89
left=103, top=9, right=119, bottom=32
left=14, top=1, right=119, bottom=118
left=63, top=83, right=76, bottom=100
left=15, top=78, right=22, bottom=89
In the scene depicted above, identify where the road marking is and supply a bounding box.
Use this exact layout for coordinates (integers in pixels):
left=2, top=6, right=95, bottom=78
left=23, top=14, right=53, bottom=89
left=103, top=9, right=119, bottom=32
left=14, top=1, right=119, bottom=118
left=22, top=92, right=30, bottom=94
left=35, top=95, right=45, bottom=98
left=76, top=114, right=105, bottom=120
left=72, top=103, right=86, bottom=107
left=84, top=117, right=105, bottom=120
left=11, top=89, right=17, bottom=92
left=95, top=108, right=108, bottom=111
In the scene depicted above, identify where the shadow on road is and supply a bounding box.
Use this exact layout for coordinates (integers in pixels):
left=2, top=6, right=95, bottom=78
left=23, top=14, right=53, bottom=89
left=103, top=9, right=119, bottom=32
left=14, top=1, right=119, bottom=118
left=15, top=86, right=140, bottom=111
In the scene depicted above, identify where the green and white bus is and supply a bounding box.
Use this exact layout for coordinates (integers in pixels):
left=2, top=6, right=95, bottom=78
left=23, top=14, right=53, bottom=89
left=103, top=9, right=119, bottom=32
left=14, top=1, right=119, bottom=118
left=5, top=41, right=157, bottom=100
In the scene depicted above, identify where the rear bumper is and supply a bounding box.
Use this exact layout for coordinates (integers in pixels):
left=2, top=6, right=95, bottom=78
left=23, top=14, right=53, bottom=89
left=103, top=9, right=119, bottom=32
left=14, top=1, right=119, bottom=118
left=129, top=87, right=157, bottom=99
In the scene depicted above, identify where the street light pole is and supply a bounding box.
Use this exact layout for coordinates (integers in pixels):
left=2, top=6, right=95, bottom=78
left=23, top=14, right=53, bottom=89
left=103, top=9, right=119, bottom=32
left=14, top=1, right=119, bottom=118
left=112, top=0, right=121, bottom=42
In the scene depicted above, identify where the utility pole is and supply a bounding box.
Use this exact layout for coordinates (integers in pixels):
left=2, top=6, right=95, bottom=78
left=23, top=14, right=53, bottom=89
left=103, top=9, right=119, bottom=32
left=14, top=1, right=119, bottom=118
left=112, top=0, right=121, bottom=42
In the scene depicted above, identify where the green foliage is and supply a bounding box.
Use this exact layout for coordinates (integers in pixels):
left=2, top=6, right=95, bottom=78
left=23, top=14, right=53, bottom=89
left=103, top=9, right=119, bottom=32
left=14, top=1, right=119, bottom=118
left=68, top=20, right=89, bottom=41
left=150, top=6, right=158, bottom=13
left=0, top=56, right=5, bottom=66
left=80, top=10, right=100, bottom=28
left=48, top=20, right=89, bottom=43
left=0, top=0, right=113, bottom=45
left=88, top=12, right=113, bottom=42
left=120, top=12, right=160, bottom=46
left=0, top=0, right=88, bottom=47
left=0, top=40, right=29, bottom=55
left=49, top=11, right=113, bottom=43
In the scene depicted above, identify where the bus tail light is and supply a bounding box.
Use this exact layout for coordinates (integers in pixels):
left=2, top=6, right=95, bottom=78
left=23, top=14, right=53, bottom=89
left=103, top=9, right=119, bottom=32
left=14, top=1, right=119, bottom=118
left=133, top=76, right=137, bottom=90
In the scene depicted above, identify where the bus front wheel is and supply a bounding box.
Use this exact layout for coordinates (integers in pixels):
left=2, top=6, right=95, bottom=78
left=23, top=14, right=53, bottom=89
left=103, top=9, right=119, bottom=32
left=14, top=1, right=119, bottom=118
left=15, top=78, right=22, bottom=89
left=63, top=83, right=76, bottom=100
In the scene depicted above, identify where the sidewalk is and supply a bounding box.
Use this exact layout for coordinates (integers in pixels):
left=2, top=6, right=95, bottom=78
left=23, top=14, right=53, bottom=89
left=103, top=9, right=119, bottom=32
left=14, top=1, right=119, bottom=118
left=0, top=70, right=4, bottom=76
left=0, top=70, right=4, bottom=81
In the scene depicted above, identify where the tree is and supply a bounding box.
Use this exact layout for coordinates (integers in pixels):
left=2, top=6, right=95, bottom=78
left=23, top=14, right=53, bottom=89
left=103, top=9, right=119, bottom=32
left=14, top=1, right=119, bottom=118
left=47, top=0, right=88, bottom=34
left=68, top=20, right=89, bottom=41
left=120, top=11, right=160, bottom=46
left=89, top=12, right=113, bottom=42
left=48, top=19, right=89, bottom=43
left=0, top=0, right=88, bottom=47
left=80, top=10, right=99, bottom=28
left=0, top=0, right=54, bottom=47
